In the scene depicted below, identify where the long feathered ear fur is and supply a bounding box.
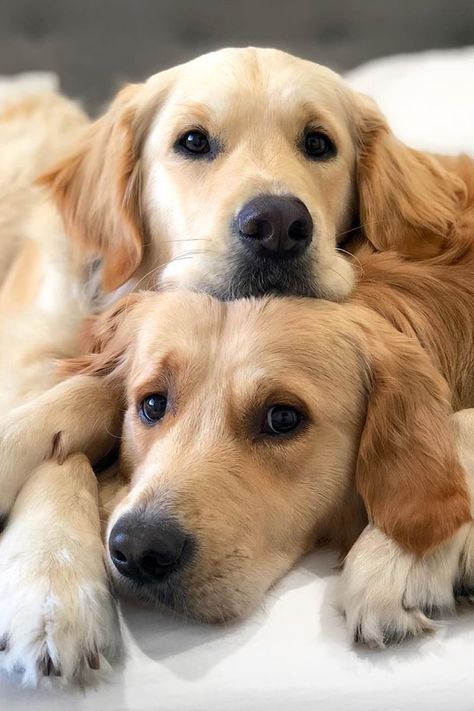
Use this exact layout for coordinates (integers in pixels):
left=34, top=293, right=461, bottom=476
left=40, top=77, right=171, bottom=292
left=356, top=316, right=471, bottom=555
left=355, top=95, right=467, bottom=258
left=59, top=293, right=145, bottom=379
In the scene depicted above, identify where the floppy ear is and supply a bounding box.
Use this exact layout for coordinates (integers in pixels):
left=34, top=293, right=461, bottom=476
left=59, top=293, right=144, bottom=378
left=356, top=319, right=471, bottom=555
left=40, top=79, right=169, bottom=292
left=355, top=95, right=466, bottom=258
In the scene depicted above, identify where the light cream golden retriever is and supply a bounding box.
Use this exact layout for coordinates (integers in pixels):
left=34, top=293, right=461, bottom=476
left=0, top=47, right=472, bottom=684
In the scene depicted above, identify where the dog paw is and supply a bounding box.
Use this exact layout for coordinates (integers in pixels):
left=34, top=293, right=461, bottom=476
left=0, top=565, right=121, bottom=686
left=351, top=608, right=434, bottom=648
left=337, top=525, right=466, bottom=648
left=0, top=455, right=122, bottom=685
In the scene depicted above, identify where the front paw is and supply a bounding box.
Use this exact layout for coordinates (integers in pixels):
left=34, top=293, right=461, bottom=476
left=336, top=525, right=466, bottom=647
left=0, top=455, right=122, bottom=685
left=0, top=563, right=120, bottom=685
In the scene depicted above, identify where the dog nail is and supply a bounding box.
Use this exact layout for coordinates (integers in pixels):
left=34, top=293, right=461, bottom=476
left=41, top=655, right=52, bottom=676
left=0, top=513, right=7, bottom=534
left=0, top=635, right=8, bottom=652
left=88, top=651, right=100, bottom=670
left=353, top=624, right=362, bottom=644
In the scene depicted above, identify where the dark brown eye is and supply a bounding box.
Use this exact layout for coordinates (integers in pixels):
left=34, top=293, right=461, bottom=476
left=178, top=130, right=211, bottom=156
left=139, top=394, right=167, bottom=425
left=263, top=405, right=302, bottom=436
left=303, top=131, right=336, bottom=159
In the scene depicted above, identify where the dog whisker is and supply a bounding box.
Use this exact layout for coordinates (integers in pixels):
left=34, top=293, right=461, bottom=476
left=335, top=247, right=364, bottom=277
left=335, top=216, right=399, bottom=243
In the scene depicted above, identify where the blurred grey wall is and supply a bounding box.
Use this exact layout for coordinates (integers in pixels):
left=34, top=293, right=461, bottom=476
left=1, top=0, right=473, bottom=111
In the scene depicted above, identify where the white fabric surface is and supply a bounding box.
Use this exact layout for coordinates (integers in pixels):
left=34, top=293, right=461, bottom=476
left=2, top=48, right=474, bottom=708
left=3, top=549, right=474, bottom=711
left=346, top=47, right=474, bottom=156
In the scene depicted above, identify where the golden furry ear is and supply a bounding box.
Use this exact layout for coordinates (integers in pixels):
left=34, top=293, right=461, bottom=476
left=356, top=319, right=471, bottom=555
left=356, top=95, right=467, bottom=258
left=40, top=82, right=166, bottom=292
left=59, top=293, right=144, bottom=378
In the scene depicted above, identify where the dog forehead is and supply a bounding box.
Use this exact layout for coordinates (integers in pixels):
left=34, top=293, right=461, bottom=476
left=133, top=291, right=225, bottom=354
left=161, top=47, right=351, bottom=120
left=225, top=298, right=363, bottom=380
left=133, top=294, right=362, bottom=393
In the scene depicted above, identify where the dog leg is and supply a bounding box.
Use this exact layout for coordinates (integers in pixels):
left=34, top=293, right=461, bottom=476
left=338, top=408, right=474, bottom=646
left=0, top=374, right=122, bottom=517
left=0, top=453, right=121, bottom=686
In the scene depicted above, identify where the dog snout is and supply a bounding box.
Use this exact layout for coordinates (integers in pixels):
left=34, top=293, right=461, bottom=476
left=108, top=512, right=191, bottom=584
left=236, top=195, right=313, bottom=258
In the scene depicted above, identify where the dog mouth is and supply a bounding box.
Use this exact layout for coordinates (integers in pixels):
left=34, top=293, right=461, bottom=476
left=201, top=252, right=319, bottom=301
left=106, top=538, right=256, bottom=623
left=110, top=569, right=185, bottom=612
left=109, top=566, right=246, bottom=623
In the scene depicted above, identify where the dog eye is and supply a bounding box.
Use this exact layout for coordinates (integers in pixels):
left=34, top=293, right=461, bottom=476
left=139, top=394, right=168, bottom=425
left=263, top=405, right=302, bottom=436
left=303, top=131, right=336, bottom=160
left=178, top=130, right=211, bottom=156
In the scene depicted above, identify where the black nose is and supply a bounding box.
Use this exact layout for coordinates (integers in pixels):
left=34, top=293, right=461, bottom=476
left=109, top=513, right=189, bottom=583
left=236, top=195, right=313, bottom=258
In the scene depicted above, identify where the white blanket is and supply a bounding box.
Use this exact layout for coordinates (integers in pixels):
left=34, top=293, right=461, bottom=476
left=2, top=48, right=474, bottom=710
left=346, top=47, right=474, bottom=155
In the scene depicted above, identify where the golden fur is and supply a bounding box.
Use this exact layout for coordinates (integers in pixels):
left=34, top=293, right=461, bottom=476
left=53, top=230, right=474, bottom=648
left=1, top=48, right=472, bottom=414
left=61, top=231, right=474, bottom=620
left=0, top=47, right=474, bottom=683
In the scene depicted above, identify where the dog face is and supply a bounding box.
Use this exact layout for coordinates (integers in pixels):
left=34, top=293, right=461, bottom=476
left=44, top=48, right=465, bottom=299
left=66, top=291, right=469, bottom=622
left=103, top=293, right=367, bottom=621
left=142, top=48, right=357, bottom=300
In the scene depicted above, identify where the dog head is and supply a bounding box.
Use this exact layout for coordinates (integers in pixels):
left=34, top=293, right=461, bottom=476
left=42, top=48, right=466, bottom=301
left=63, top=292, right=469, bottom=621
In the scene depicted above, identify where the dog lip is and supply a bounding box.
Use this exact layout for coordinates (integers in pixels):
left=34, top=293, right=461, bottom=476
left=204, top=252, right=319, bottom=300
left=109, top=565, right=186, bottom=613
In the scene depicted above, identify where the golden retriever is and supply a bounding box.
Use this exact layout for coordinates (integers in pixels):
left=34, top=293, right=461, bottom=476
left=62, top=236, right=474, bottom=634
left=0, top=47, right=468, bottom=416
left=0, top=46, right=473, bottom=683
left=2, top=239, right=474, bottom=683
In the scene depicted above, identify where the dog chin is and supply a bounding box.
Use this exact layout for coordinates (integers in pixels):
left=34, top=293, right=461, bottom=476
left=201, top=253, right=321, bottom=301
left=108, top=562, right=253, bottom=622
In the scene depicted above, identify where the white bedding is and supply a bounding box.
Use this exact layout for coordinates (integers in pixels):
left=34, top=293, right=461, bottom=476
left=2, top=549, right=474, bottom=710
left=346, top=46, right=474, bottom=156
left=2, top=48, right=474, bottom=710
